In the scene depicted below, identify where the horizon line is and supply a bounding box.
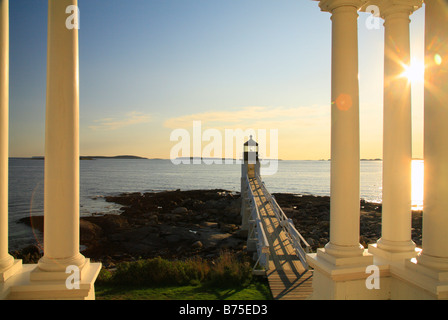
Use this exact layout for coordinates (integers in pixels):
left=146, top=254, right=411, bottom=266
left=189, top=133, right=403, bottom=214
left=7, top=155, right=417, bottom=162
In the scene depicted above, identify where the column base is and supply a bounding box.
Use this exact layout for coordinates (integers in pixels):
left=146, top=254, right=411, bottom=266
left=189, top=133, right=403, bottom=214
left=376, top=238, right=416, bottom=253
left=35, top=252, right=86, bottom=274
left=3, top=259, right=102, bottom=300
left=389, top=257, right=448, bottom=300
left=416, top=253, right=448, bottom=272
left=324, top=242, right=365, bottom=258
left=0, top=259, right=22, bottom=283
left=367, top=246, right=448, bottom=300
left=369, top=242, right=418, bottom=261
left=306, top=248, right=390, bottom=299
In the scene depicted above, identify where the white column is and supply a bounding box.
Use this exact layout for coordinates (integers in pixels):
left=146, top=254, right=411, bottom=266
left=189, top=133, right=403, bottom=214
left=323, top=0, right=364, bottom=258
left=306, top=0, right=379, bottom=300
left=36, top=0, right=86, bottom=273
left=373, top=2, right=419, bottom=257
left=417, top=0, right=448, bottom=271
left=0, top=0, right=14, bottom=278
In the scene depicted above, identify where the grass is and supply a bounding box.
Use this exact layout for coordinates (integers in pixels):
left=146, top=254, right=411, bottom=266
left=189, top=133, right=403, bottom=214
left=95, top=281, right=272, bottom=300
left=94, top=251, right=273, bottom=300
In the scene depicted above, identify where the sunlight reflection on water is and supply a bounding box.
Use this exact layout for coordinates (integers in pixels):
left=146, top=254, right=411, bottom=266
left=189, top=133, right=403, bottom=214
left=412, top=159, right=424, bottom=211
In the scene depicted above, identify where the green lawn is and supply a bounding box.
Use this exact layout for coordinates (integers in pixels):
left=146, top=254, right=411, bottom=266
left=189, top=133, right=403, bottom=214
left=95, top=280, right=273, bottom=300
left=94, top=252, right=273, bottom=300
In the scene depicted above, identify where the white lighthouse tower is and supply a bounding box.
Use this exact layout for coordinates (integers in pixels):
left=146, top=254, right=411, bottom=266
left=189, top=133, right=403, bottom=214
left=242, top=135, right=260, bottom=178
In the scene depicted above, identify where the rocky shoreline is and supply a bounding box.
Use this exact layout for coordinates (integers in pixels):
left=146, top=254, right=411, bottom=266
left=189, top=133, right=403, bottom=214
left=14, top=189, right=423, bottom=268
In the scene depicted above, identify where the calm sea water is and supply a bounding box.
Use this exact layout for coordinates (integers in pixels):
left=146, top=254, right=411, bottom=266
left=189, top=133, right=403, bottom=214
left=7, top=158, right=423, bottom=250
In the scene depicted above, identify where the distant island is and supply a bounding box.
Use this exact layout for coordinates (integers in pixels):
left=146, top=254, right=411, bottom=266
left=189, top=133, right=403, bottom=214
left=176, top=157, right=236, bottom=161
left=80, top=155, right=148, bottom=160
left=24, top=155, right=149, bottom=160
left=175, top=157, right=282, bottom=161
left=319, top=158, right=382, bottom=161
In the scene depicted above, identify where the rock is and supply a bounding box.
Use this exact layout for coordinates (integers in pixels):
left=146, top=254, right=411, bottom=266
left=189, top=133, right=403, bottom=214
left=306, top=237, right=316, bottom=246
left=20, top=244, right=41, bottom=256
left=86, top=214, right=130, bottom=232
left=16, top=188, right=411, bottom=265
left=18, top=216, right=44, bottom=232
left=165, top=234, right=182, bottom=243
left=205, top=233, right=232, bottom=246
left=234, top=229, right=248, bottom=239
left=172, top=207, right=188, bottom=214
left=191, top=240, right=203, bottom=249
left=220, top=223, right=237, bottom=233
left=203, top=200, right=217, bottom=209
left=80, top=219, right=103, bottom=243
left=10, top=244, right=42, bottom=264
left=319, top=220, right=330, bottom=228
left=201, top=221, right=218, bottom=228
left=220, top=236, right=243, bottom=249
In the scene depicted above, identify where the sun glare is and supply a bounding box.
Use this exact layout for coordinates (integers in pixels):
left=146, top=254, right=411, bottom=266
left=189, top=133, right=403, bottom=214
left=402, top=58, right=425, bottom=83
left=434, top=54, right=442, bottom=66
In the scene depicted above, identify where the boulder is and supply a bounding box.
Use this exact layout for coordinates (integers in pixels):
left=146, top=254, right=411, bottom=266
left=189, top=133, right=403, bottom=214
left=172, top=207, right=188, bottom=214
left=80, top=219, right=103, bottom=243
left=191, top=240, right=203, bottom=249
left=201, top=221, right=218, bottom=228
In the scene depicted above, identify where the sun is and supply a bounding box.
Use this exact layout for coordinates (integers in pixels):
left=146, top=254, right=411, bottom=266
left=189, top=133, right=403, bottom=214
left=401, top=57, right=425, bottom=83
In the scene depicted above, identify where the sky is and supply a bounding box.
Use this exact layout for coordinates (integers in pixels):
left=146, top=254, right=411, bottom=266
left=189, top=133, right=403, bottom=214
left=8, top=0, right=426, bottom=160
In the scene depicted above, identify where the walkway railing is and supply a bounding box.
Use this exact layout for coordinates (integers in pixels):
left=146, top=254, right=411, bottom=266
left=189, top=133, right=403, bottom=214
left=245, top=174, right=270, bottom=272
left=253, top=174, right=311, bottom=270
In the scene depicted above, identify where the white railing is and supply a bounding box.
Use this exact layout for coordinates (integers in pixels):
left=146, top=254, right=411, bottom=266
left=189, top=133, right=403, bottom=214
left=255, top=174, right=311, bottom=270
left=245, top=174, right=270, bottom=272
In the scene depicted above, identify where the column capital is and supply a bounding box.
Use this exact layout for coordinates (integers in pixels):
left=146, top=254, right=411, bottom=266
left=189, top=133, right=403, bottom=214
left=361, top=0, right=423, bottom=19
left=318, top=0, right=367, bottom=13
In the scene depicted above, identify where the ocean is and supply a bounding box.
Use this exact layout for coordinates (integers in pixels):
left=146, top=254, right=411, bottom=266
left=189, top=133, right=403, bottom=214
left=7, top=158, right=423, bottom=251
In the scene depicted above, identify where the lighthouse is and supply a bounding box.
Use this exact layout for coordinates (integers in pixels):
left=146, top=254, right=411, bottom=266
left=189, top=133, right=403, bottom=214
left=240, top=136, right=260, bottom=233
left=242, top=135, right=260, bottom=178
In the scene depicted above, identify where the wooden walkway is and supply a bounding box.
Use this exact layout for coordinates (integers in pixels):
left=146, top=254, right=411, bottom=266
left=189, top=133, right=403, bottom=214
left=249, top=177, right=313, bottom=300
